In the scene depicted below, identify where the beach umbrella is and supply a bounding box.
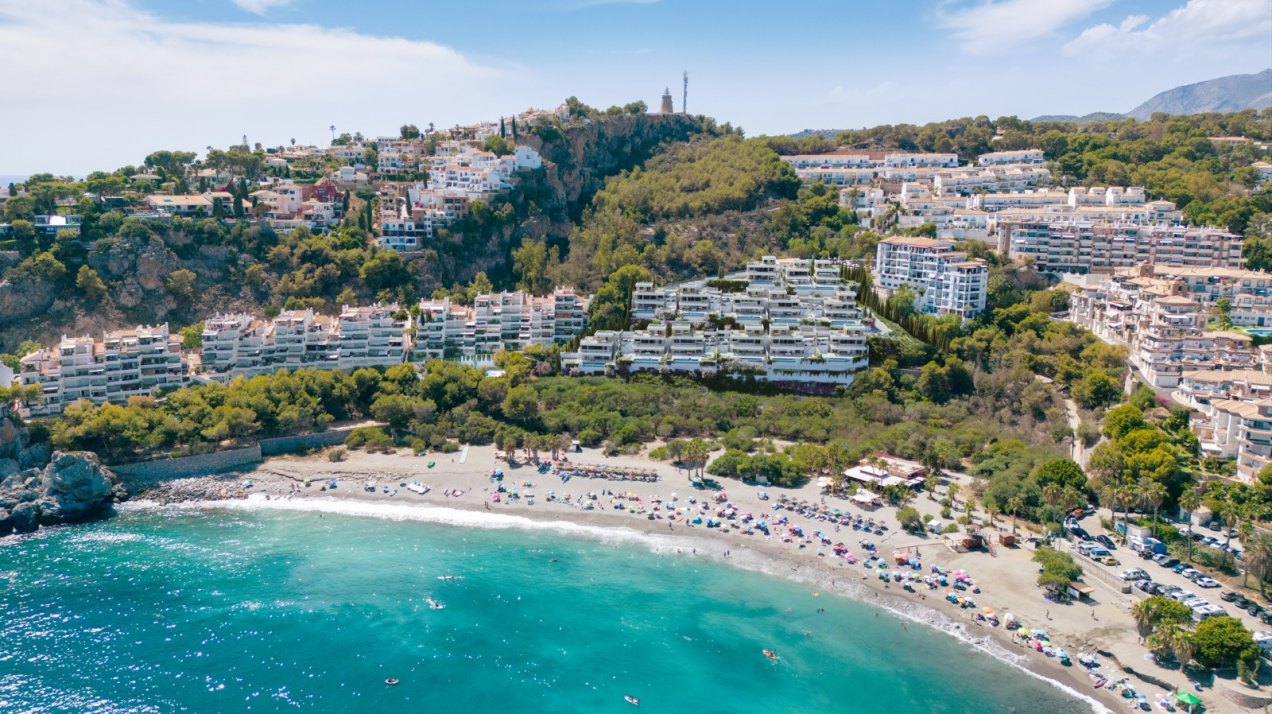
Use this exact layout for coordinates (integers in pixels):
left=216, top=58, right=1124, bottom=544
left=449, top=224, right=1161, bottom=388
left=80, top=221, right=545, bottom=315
left=1174, top=691, right=1201, bottom=712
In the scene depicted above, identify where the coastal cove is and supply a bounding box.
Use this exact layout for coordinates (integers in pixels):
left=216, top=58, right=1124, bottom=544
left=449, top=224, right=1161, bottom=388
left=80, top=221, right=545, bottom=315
left=0, top=502, right=1100, bottom=714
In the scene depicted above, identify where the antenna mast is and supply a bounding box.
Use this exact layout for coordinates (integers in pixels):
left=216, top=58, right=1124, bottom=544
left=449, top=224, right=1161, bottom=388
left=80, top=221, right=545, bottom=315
left=682, top=71, right=688, bottom=114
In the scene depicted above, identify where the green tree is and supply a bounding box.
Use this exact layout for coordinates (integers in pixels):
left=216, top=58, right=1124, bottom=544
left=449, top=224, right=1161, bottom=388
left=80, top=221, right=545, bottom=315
left=1131, top=595, right=1192, bottom=642
left=179, top=322, right=204, bottom=350
left=165, top=268, right=198, bottom=302
left=1032, top=547, right=1082, bottom=595
left=483, top=135, right=511, bottom=156
left=75, top=265, right=106, bottom=302
left=1073, top=372, right=1122, bottom=410
left=1102, top=404, right=1145, bottom=439
left=1033, top=458, right=1086, bottom=492
left=3, top=194, right=35, bottom=222
left=501, top=384, right=540, bottom=426
left=1190, top=616, right=1258, bottom=671
left=513, top=239, right=554, bottom=295
left=10, top=219, right=36, bottom=256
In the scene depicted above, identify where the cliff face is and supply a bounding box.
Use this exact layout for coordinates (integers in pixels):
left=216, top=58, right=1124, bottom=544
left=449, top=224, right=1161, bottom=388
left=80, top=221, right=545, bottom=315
left=0, top=407, right=125, bottom=536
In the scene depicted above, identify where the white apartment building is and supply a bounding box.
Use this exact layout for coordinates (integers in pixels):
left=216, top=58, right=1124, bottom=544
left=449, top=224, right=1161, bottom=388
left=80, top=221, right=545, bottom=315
left=1067, top=274, right=1261, bottom=389
left=1110, top=264, right=1272, bottom=327
left=784, top=152, right=874, bottom=169
left=884, top=152, right=958, bottom=169
left=564, top=258, right=869, bottom=388
left=198, top=306, right=409, bottom=381
left=18, top=324, right=187, bottom=417
left=414, top=289, right=588, bottom=360
left=873, top=237, right=989, bottom=318
left=1005, top=221, right=1243, bottom=274
left=933, top=165, right=1052, bottom=196
left=977, top=149, right=1045, bottom=166
left=1175, top=369, right=1272, bottom=484
left=794, top=166, right=877, bottom=187
left=335, top=304, right=410, bottom=370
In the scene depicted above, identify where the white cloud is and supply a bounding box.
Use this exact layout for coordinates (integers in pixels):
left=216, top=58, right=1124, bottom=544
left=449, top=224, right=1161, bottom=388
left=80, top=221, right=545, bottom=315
left=232, top=0, right=293, bottom=15
left=936, top=0, right=1112, bottom=55
left=0, top=0, right=527, bottom=175
left=1064, top=0, right=1272, bottom=57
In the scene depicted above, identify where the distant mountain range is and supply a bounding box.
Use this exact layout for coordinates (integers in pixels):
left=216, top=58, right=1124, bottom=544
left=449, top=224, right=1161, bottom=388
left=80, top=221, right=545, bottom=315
left=792, top=69, right=1271, bottom=135
left=1036, top=68, right=1271, bottom=123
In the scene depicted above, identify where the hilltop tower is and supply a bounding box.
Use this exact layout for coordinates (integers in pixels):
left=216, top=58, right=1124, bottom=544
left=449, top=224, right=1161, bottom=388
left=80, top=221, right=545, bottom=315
left=659, top=88, right=673, bottom=114
left=682, top=71, right=688, bottom=114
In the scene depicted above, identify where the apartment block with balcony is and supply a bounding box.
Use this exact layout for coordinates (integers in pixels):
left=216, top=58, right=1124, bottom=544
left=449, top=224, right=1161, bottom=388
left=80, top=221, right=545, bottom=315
left=873, top=237, right=988, bottom=319
left=1067, top=273, right=1262, bottom=389
left=18, top=325, right=187, bottom=417
left=562, top=258, right=869, bottom=388
left=1004, top=221, right=1243, bottom=274
left=414, top=289, right=589, bottom=361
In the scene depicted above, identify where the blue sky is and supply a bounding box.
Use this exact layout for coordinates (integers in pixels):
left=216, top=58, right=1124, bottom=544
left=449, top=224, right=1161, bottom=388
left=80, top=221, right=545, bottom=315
left=1, top=0, right=1269, bottom=175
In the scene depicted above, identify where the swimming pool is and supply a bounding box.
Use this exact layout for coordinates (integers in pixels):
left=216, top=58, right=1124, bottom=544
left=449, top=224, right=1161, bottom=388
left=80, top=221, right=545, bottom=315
left=1246, top=328, right=1272, bottom=336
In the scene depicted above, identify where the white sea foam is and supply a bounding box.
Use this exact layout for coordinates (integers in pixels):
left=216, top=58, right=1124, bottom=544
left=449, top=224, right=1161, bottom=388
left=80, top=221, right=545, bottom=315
left=123, top=496, right=1110, bottom=713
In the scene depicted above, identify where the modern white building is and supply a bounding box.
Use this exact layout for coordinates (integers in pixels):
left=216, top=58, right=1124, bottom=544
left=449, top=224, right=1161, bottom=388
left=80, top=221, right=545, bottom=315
left=18, top=325, right=187, bottom=417
left=977, top=149, right=1045, bottom=166
left=1066, top=271, right=1261, bottom=388
left=873, top=237, right=989, bottom=319
left=1004, top=221, right=1244, bottom=274
left=562, top=258, right=870, bottom=388
left=415, top=289, right=589, bottom=360
left=198, top=305, right=408, bottom=381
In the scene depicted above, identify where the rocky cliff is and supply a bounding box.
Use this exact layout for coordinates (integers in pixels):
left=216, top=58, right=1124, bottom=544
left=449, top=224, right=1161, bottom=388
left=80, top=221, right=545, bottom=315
left=0, top=407, right=125, bottom=536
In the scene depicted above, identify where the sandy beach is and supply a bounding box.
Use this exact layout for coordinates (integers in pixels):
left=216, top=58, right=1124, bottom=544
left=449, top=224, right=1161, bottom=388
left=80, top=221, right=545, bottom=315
left=133, top=444, right=1259, bottom=714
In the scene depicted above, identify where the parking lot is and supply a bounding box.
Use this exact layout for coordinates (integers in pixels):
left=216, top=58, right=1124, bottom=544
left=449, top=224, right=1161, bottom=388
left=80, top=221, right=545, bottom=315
left=1067, top=515, right=1269, bottom=640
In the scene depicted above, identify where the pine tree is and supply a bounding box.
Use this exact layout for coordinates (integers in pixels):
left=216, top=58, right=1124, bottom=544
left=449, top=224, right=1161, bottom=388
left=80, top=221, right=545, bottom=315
left=511, top=117, right=518, bottom=141
left=499, top=117, right=506, bottom=139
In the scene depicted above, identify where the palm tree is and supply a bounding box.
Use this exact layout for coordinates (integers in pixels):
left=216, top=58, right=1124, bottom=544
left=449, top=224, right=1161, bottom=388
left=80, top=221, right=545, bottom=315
left=1042, top=483, right=1062, bottom=515
left=1138, top=478, right=1167, bottom=534
left=1243, top=530, right=1272, bottom=596
left=1115, top=482, right=1137, bottom=542
left=1179, top=485, right=1202, bottom=563
left=1006, top=494, right=1024, bottom=534
left=1147, top=623, right=1194, bottom=666
left=1132, top=597, right=1161, bottom=641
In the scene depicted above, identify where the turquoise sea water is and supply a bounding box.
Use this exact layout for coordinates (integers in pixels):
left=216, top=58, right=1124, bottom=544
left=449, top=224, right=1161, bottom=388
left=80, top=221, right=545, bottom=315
left=0, top=505, right=1095, bottom=713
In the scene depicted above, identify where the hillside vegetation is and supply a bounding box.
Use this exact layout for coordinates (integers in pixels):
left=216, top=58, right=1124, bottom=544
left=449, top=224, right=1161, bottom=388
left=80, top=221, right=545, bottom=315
left=0, top=113, right=715, bottom=352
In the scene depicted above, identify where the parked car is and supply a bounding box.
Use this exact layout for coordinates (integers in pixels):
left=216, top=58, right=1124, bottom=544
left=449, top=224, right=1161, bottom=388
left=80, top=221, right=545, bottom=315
left=1096, top=534, right=1117, bottom=549
left=1119, top=569, right=1149, bottom=581
left=1189, top=532, right=1206, bottom=542
left=1181, top=568, right=1201, bottom=581
left=1070, top=526, right=1092, bottom=541
left=1193, top=605, right=1227, bottom=622
left=1158, top=585, right=1182, bottom=599
left=1183, top=597, right=1210, bottom=609
left=1098, top=555, right=1119, bottom=566
left=1195, top=577, right=1221, bottom=589
left=1171, top=564, right=1188, bottom=574
left=1155, top=557, right=1180, bottom=569
left=1221, top=590, right=1244, bottom=603
left=1134, top=580, right=1159, bottom=594
left=1260, top=610, right=1272, bottom=625
left=1169, top=590, right=1198, bottom=602
left=1247, top=603, right=1266, bottom=618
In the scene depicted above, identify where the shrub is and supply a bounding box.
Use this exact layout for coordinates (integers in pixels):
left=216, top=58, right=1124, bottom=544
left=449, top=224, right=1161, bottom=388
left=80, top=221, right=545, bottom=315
left=327, top=447, right=347, bottom=462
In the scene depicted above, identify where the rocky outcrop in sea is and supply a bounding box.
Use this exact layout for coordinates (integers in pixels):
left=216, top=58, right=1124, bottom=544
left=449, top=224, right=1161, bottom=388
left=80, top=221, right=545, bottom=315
left=0, top=407, right=125, bottom=536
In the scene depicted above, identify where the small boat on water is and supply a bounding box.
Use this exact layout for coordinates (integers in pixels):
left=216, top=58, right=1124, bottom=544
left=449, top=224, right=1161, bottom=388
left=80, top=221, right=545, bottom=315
left=624, top=695, right=640, bottom=706
left=385, top=678, right=399, bottom=686
left=763, top=649, right=779, bottom=662
left=437, top=575, right=462, bottom=581
left=427, top=598, right=445, bottom=610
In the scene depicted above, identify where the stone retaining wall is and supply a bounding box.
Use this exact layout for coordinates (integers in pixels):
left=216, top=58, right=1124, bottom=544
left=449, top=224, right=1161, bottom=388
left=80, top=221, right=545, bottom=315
left=259, top=427, right=356, bottom=456
left=111, top=444, right=263, bottom=479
